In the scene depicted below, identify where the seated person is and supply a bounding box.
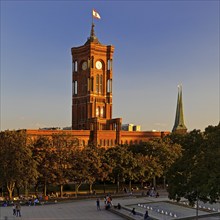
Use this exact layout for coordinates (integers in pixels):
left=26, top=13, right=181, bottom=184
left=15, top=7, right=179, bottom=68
left=131, top=208, right=136, bottom=215
left=117, top=203, right=121, bottom=209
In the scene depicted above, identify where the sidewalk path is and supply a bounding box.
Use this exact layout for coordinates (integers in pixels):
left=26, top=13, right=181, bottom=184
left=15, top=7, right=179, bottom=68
left=0, top=198, right=124, bottom=220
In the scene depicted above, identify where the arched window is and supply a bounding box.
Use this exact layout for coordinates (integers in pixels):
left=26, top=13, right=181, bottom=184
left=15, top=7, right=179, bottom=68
left=96, top=107, right=99, bottom=117
left=100, top=75, right=103, bottom=94
left=96, top=75, right=99, bottom=93
left=100, top=107, right=104, bottom=117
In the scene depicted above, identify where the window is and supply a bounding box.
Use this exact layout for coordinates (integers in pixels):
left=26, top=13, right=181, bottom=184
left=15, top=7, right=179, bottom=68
left=107, top=59, right=112, bottom=70
left=96, top=107, right=99, bottom=117
left=107, top=79, right=112, bottom=93
left=73, top=81, right=78, bottom=95
left=100, top=107, right=104, bottom=117
left=73, top=61, right=78, bottom=72
left=100, top=75, right=103, bottom=94
left=75, top=81, right=78, bottom=94
left=96, top=75, right=99, bottom=93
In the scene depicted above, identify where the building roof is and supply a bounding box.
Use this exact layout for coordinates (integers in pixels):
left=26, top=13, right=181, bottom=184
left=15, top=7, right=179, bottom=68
left=172, top=85, right=187, bottom=133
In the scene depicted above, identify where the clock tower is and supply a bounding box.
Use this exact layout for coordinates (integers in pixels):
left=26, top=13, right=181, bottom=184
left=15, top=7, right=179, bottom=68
left=71, top=23, right=121, bottom=136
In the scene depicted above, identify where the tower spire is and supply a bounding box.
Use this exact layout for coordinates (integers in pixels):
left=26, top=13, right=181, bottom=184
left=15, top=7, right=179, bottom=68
left=84, top=22, right=100, bottom=45
left=172, top=85, right=187, bottom=134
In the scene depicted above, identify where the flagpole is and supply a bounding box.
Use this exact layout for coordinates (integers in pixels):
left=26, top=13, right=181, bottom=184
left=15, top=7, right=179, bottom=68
left=92, top=9, right=94, bottom=25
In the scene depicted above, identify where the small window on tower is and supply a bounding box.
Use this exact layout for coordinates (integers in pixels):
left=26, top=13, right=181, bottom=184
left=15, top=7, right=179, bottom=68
left=107, top=59, right=112, bottom=70
left=100, top=75, right=103, bottom=94
left=100, top=107, right=104, bottom=117
left=96, top=75, right=99, bottom=93
left=74, top=61, right=78, bottom=72
left=75, top=81, right=78, bottom=95
left=96, top=107, right=99, bottom=117
left=72, top=62, right=75, bottom=73
left=107, top=79, right=112, bottom=93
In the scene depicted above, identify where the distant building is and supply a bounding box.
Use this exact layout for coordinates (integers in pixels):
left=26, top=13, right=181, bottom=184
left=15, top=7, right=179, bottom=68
left=122, top=124, right=141, bottom=131
left=172, top=85, right=187, bottom=134
left=122, top=124, right=134, bottom=131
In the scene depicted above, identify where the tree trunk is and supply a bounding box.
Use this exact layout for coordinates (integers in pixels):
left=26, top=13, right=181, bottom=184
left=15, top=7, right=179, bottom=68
left=163, top=176, right=166, bottom=189
left=43, top=180, right=47, bottom=196
left=129, top=180, right=132, bottom=192
left=103, top=181, right=106, bottom=194
left=75, top=182, right=82, bottom=198
left=24, top=182, right=28, bottom=197
left=34, top=182, right=39, bottom=194
left=60, top=184, right=63, bottom=197
left=116, top=175, right=120, bottom=193
left=153, top=177, right=156, bottom=189
left=7, top=181, right=15, bottom=200
left=16, top=186, right=20, bottom=197
left=89, top=183, right=93, bottom=194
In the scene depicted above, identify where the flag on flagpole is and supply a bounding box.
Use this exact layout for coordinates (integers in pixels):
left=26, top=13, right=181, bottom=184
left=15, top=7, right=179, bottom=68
left=92, top=9, right=101, bottom=19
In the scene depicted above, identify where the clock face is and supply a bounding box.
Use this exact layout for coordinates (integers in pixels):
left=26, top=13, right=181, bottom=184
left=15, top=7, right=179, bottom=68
left=82, top=61, right=87, bottom=70
left=96, top=61, right=102, bottom=70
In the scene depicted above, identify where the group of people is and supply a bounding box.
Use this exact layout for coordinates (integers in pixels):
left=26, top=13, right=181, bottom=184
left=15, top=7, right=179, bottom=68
left=96, top=194, right=122, bottom=211
left=104, top=194, right=113, bottom=210
left=12, top=203, right=21, bottom=217
left=131, top=208, right=151, bottom=220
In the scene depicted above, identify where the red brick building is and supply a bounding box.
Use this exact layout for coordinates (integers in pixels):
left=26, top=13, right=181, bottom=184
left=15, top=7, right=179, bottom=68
left=26, top=23, right=170, bottom=146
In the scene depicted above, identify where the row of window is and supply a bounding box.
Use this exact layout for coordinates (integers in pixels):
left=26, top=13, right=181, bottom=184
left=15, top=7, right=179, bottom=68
left=72, top=78, right=112, bottom=95
left=78, top=139, right=143, bottom=147
left=72, top=59, right=113, bottom=72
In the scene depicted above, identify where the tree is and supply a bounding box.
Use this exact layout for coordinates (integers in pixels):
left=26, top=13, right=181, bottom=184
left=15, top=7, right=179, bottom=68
left=129, top=139, right=182, bottom=188
left=51, top=133, right=79, bottom=197
left=0, top=130, right=38, bottom=199
left=32, top=136, right=56, bottom=196
left=167, top=124, right=220, bottom=205
left=80, top=145, right=104, bottom=193
left=105, top=145, right=137, bottom=193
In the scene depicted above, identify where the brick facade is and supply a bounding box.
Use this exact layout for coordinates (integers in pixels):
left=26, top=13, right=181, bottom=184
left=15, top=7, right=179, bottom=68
left=26, top=24, right=170, bottom=146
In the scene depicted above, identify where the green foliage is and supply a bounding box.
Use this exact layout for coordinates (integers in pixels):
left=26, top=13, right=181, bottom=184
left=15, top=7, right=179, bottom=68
left=0, top=130, right=38, bottom=199
left=167, top=124, right=220, bottom=204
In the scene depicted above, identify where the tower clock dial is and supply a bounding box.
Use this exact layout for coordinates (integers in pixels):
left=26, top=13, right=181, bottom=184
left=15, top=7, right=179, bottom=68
left=95, top=61, right=102, bottom=70
left=82, top=61, right=87, bottom=70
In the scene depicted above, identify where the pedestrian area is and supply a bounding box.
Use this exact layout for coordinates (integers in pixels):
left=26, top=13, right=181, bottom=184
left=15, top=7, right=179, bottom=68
left=0, top=199, right=124, bottom=220
left=0, top=195, right=220, bottom=220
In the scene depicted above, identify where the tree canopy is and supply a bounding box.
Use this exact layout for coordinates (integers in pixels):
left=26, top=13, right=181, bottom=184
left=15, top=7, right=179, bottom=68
left=167, top=124, right=220, bottom=204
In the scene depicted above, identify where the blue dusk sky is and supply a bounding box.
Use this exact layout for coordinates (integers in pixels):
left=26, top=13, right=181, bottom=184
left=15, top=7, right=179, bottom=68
left=0, top=1, right=219, bottom=132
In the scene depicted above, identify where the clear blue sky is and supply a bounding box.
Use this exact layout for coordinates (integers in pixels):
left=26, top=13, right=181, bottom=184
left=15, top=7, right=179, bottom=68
left=1, top=1, right=219, bottom=132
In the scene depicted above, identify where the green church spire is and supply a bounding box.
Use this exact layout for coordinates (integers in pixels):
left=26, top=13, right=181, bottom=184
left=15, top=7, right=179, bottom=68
left=172, top=85, right=187, bottom=134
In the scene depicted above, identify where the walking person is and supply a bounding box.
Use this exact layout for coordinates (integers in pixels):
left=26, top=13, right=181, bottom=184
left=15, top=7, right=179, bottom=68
left=96, top=198, right=101, bottom=211
left=12, top=204, right=16, bottom=216
left=16, top=203, right=21, bottom=217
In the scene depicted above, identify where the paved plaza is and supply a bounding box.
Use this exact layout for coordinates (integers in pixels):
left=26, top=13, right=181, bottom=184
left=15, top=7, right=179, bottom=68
left=0, top=193, right=220, bottom=220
